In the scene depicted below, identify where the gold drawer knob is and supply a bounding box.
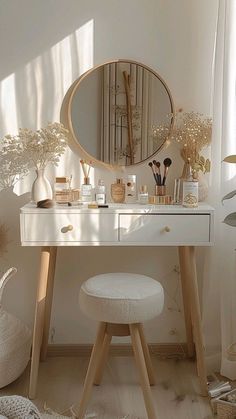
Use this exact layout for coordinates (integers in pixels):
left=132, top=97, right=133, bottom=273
left=61, top=225, right=73, bottom=233
left=164, top=226, right=171, bottom=232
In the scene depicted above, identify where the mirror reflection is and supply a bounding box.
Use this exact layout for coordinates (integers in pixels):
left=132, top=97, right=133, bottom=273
left=68, top=61, right=174, bottom=166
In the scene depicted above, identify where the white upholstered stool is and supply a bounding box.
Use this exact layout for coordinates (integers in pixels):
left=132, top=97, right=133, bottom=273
left=73, top=273, right=164, bottom=419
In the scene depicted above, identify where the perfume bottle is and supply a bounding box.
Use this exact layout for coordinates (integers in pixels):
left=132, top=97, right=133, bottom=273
left=138, top=185, right=149, bottom=204
left=111, top=179, right=125, bottom=203
left=126, top=175, right=137, bottom=203
left=182, top=159, right=198, bottom=208
left=95, top=179, right=106, bottom=205
left=81, top=177, right=92, bottom=202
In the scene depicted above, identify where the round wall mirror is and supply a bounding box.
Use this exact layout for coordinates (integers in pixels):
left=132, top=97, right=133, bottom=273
left=61, top=59, right=174, bottom=166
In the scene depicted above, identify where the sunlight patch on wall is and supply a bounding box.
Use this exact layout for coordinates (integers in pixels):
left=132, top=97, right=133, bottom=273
left=1, top=18, right=94, bottom=135
left=0, top=73, right=18, bottom=135
left=76, top=19, right=94, bottom=75
left=0, top=18, right=95, bottom=196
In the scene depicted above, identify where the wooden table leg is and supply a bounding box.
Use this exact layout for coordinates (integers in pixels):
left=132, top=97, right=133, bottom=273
left=178, top=246, right=195, bottom=358
left=182, top=246, right=208, bottom=395
left=40, top=246, right=57, bottom=361
left=29, top=247, right=52, bottom=399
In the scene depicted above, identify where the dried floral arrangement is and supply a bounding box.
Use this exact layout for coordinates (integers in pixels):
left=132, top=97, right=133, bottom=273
left=18, top=122, right=69, bottom=170
left=0, top=134, right=28, bottom=190
left=0, top=122, right=69, bottom=190
left=171, top=110, right=212, bottom=176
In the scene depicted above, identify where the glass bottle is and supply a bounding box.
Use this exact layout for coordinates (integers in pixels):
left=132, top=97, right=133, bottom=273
left=95, top=179, right=106, bottom=205
left=111, top=179, right=125, bottom=203
left=182, top=159, right=198, bottom=208
left=138, top=185, right=149, bottom=204
left=126, top=175, right=137, bottom=203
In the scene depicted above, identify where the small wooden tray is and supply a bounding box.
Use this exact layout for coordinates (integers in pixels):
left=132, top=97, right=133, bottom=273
left=149, top=195, right=172, bottom=205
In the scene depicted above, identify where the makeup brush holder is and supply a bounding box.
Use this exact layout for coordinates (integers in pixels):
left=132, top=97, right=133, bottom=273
left=155, top=185, right=166, bottom=196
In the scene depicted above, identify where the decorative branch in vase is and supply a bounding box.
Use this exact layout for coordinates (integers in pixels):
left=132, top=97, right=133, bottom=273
left=122, top=71, right=134, bottom=164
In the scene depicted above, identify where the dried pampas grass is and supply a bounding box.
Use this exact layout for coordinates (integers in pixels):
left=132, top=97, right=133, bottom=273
left=0, top=223, right=8, bottom=257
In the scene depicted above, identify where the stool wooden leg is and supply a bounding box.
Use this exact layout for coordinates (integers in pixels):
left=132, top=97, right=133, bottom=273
left=72, top=322, right=107, bottom=419
left=137, top=324, right=155, bottom=386
left=130, top=324, right=157, bottom=419
left=94, top=332, right=112, bottom=386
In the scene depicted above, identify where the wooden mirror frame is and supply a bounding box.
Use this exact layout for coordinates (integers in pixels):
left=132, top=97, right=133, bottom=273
left=60, top=59, right=175, bottom=168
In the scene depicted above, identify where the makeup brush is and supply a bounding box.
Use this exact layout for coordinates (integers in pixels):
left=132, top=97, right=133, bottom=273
left=153, top=160, right=161, bottom=185
left=156, top=161, right=161, bottom=185
left=152, top=160, right=158, bottom=183
left=148, top=162, right=158, bottom=184
left=162, top=158, right=172, bottom=186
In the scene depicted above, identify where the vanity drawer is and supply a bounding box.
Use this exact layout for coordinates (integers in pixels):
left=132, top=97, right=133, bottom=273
left=22, top=213, right=118, bottom=243
left=119, top=214, right=210, bottom=244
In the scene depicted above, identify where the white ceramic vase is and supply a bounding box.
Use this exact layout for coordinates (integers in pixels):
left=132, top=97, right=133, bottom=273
left=31, top=168, right=53, bottom=203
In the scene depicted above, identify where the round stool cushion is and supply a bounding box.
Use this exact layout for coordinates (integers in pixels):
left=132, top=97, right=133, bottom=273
left=79, top=273, right=164, bottom=324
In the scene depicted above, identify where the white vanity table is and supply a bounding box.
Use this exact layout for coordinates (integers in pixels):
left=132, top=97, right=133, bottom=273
left=20, top=202, right=214, bottom=399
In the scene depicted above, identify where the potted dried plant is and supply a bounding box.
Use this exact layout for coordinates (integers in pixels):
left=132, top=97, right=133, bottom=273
left=171, top=110, right=212, bottom=201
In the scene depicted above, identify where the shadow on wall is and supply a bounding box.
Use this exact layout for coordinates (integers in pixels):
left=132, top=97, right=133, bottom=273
left=0, top=17, right=94, bottom=137
left=0, top=15, right=94, bottom=196
left=0, top=13, right=95, bottom=328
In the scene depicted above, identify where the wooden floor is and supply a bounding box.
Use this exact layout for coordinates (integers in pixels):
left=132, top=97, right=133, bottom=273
left=0, top=356, right=214, bottom=419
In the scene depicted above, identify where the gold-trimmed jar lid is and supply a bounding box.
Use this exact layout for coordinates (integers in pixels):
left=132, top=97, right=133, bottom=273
left=55, top=177, right=70, bottom=183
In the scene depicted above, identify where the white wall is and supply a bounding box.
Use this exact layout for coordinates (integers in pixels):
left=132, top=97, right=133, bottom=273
left=0, top=0, right=218, bottom=344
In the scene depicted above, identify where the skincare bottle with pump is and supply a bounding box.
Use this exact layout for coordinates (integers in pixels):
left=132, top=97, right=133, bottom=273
left=111, top=179, right=125, bottom=203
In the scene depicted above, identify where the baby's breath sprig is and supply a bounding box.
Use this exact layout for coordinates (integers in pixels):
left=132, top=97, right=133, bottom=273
left=171, top=110, right=212, bottom=174
left=0, top=122, right=69, bottom=190
left=19, top=122, right=69, bottom=170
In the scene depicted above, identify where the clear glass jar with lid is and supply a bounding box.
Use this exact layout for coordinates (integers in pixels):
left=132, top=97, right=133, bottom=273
left=54, top=176, right=72, bottom=203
